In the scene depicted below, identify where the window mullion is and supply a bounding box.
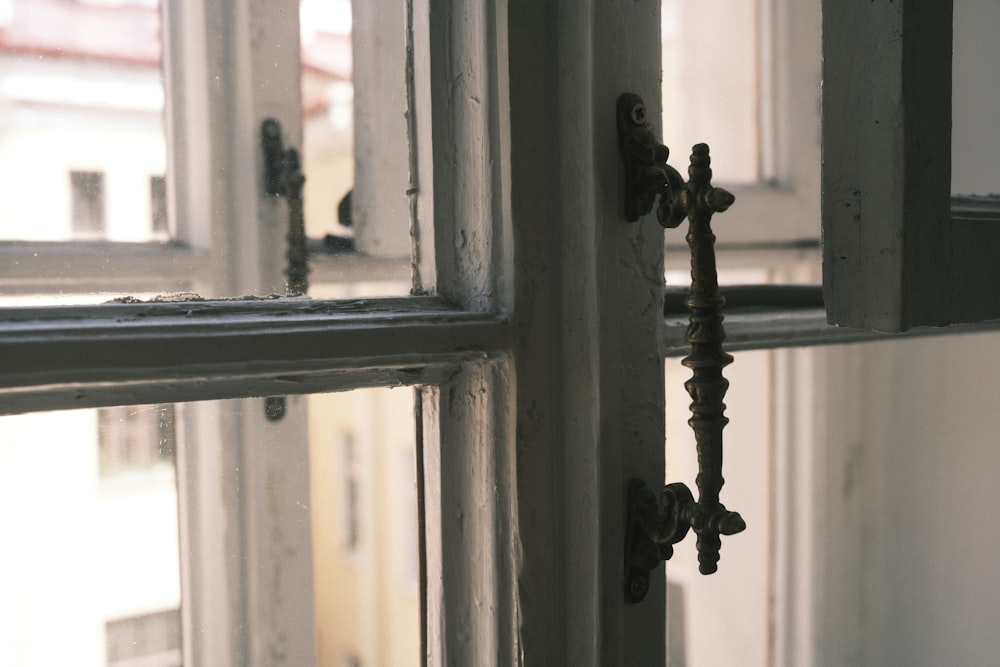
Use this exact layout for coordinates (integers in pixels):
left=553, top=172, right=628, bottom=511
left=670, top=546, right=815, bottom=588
left=162, top=3, right=311, bottom=665
left=501, top=1, right=665, bottom=664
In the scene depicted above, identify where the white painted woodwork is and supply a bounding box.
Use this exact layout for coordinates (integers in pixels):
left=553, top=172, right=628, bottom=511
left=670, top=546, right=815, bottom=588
left=351, top=0, right=412, bottom=259
left=421, top=362, right=519, bottom=666
left=420, top=0, right=511, bottom=312
left=416, top=2, right=519, bottom=664
left=0, top=297, right=507, bottom=413
left=162, top=2, right=316, bottom=665
left=822, top=1, right=951, bottom=332
left=822, top=0, right=1000, bottom=331
left=0, top=0, right=922, bottom=665
left=504, top=0, right=665, bottom=663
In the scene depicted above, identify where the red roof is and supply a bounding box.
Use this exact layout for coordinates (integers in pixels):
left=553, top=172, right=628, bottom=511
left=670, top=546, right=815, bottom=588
left=301, top=32, right=352, bottom=81
left=0, top=0, right=351, bottom=80
left=0, top=0, right=161, bottom=67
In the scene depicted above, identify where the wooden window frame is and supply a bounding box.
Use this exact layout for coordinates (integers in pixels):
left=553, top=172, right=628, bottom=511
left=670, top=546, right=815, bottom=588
left=1, top=0, right=673, bottom=664
left=822, top=0, right=1000, bottom=332
left=4, top=0, right=938, bottom=664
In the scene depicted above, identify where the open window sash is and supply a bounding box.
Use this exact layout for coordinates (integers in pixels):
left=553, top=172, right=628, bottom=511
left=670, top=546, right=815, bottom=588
left=822, top=0, right=1000, bottom=332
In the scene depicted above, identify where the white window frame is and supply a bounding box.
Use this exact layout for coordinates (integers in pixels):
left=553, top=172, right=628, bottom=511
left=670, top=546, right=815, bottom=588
left=0, top=2, right=671, bottom=666
left=822, top=0, right=1000, bottom=332
left=21, top=1, right=996, bottom=665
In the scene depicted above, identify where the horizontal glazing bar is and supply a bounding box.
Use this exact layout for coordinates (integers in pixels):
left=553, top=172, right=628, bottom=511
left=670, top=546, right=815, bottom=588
left=0, top=296, right=509, bottom=414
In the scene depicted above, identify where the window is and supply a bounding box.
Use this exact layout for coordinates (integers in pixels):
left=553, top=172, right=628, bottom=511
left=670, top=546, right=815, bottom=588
left=340, top=433, right=360, bottom=550
left=822, top=1, right=1000, bottom=331
left=5, top=2, right=1000, bottom=667
left=70, top=171, right=107, bottom=238
left=4, top=1, right=518, bottom=665
left=659, top=1, right=1000, bottom=665
left=105, top=609, right=181, bottom=667
left=150, top=176, right=168, bottom=238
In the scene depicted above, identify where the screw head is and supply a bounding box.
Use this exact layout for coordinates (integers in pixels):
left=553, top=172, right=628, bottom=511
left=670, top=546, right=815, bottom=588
left=630, top=103, right=647, bottom=126
left=628, top=574, right=649, bottom=600
left=264, top=396, right=287, bottom=421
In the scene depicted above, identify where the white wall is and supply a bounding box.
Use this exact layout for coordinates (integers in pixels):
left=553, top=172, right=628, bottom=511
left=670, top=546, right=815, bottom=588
left=816, top=331, right=1000, bottom=666
left=0, top=410, right=180, bottom=667
left=0, top=56, right=166, bottom=242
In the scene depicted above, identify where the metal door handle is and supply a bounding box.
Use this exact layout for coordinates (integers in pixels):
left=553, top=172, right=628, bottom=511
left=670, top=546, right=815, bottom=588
left=617, top=93, right=745, bottom=602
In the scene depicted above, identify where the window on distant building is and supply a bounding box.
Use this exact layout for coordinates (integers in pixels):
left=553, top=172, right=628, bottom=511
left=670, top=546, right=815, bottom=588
left=70, top=170, right=106, bottom=238
left=342, top=432, right=360, bottom=551
left=105, top=608, right=181, bottom=667
left=150, top=175, right=168, bottom=238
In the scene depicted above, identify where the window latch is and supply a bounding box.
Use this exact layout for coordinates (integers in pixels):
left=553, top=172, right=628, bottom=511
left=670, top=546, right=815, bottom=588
left=617, top=93, right=745, bottom=602
left=261, top=119, right=308, bottom=423
left=261, top=118, right=309, bottom=297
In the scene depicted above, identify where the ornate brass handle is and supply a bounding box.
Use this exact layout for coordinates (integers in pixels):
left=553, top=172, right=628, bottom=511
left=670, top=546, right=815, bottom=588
left=617, top=93, right=745, bottom=602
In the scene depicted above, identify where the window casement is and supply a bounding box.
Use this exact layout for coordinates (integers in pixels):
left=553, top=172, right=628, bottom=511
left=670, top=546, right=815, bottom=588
left=1, top=1, right=668, bottom=665
left=822, top=0, right=1000, bottom=332
left=9, top=2, right=999, bottom=667
left=69, top=170, right=107, bottom=239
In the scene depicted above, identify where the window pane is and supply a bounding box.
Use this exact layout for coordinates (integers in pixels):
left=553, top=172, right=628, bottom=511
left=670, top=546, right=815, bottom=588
left=661, top=0, right=759, bottom=184
left=952, top=0, right=1000, bottom=195
left=664, top=350, right=769, bottom=666
left=301, top=0, right=416, bottom=299
left=0, top=0, right=166, bottom=243
left=0, top=0, right=415, bottom=301
left=0, top=389, right=422, bottom=667
left=0, top=405, right=181, bottom=667
left=308, top=388, right=421, bottom=667
left=70, top=171, right=107, bottom=238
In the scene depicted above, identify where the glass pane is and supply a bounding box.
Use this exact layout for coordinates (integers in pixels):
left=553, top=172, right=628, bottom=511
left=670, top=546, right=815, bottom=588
left=0, top=388, right=422, bottom=667
left=0, top=0, right=415, bottom=302
left=308, top=388, right=421, bottom=667
left=0, top=0, right=167, bottom=243
left=661, top=0, right=759, bottom=184
left=952, top=0, right=1000, bottom=195
left=0, top=404, right=181, bottom=667
left=301, top=0, right=415, bottom=299
left=664, top=350, right=769, bottom=666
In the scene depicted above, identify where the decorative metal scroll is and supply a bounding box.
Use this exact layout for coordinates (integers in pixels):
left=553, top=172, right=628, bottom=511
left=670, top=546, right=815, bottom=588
left=617, top=93, right=745, bottom=603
